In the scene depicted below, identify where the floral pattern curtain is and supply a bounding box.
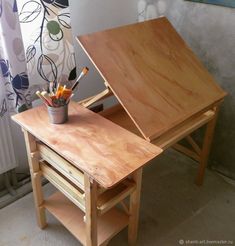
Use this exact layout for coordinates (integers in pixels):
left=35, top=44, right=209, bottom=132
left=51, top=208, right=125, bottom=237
left=0, top=0, right=30, bottom=115
left=0, top=0, right=76, bottom=116
left=17, top=0, right=76, bottom=86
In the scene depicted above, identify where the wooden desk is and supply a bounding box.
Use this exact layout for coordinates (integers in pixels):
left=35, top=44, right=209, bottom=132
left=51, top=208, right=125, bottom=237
left=11, top=17, right=226, bottom=246
left=12, top=103, right=161, bottom=246
left=77, top=17, right=226, bottom=186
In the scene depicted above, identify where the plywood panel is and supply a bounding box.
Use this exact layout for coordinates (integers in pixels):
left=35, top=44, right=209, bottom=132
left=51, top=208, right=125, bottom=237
left=77, top=17, right=226, bottom=140
left=12, top=102, right=162, bottom=188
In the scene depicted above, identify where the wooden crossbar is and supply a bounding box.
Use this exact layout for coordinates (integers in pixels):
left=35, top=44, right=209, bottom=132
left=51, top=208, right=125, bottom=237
left=79, top=88, right=113, bottom=108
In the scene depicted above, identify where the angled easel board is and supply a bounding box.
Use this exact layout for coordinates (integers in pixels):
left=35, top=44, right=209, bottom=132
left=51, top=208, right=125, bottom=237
left=12, top=102, right=161, bottom=188
left=77, top=17, right=226, bottom=141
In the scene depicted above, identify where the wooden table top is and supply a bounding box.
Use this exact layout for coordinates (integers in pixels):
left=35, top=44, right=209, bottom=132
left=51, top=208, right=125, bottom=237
left=77, top=17, right=226, bottom=141
left=12, top=103, right=162, bottom=188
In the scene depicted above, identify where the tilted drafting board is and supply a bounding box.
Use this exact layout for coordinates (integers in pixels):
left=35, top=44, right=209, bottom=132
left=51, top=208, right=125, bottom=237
left=77, top=17, right=226, bottom=141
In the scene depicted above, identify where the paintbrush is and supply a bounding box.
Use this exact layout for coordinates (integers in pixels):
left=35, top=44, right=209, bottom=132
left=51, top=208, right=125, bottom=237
left=56, top=85, right=64, bottom=99
left=65, top=93, right=74, bottom=104
left=36, top=91, right=50, bottom=106
left=49, top=81, right=54, bottom=94
left=41, top=91, right=53, bottom=107
left=71, top=67, right=89, bottom=91
left=62, top=88, right=72, bottom=100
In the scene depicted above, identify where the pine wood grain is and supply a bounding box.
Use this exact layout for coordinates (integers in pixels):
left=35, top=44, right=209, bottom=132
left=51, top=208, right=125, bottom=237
left=77, top=17, right=226, bottom=141
left=12, top=102, right=161, bottom=189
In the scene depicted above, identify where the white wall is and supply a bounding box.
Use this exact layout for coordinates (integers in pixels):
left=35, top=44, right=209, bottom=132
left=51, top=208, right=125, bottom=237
left=69, top=0, right=138, bottom=103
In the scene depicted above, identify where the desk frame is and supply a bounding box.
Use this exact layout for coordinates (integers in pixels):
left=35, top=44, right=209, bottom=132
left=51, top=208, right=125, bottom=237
left=19, top=96, right=220, bottom=246
left=23, top=129, right=142, bottom=246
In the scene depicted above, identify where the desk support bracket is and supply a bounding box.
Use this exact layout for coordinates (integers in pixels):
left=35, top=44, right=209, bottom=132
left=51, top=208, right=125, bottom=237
left=79, top=88, right=113, bottom=108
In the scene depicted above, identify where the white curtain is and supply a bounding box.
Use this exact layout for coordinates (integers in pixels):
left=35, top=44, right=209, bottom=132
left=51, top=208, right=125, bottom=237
left=0, top=0, right=76, bottom=116
left=0, top=0, right=30, bottom=115
left=17, top=0, right=76, bottom=88
left=0, top=0, right=76, bottom=173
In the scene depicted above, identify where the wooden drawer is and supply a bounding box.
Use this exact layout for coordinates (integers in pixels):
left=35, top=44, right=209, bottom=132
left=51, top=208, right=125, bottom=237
left=39, top=160, right=136, bottom=216
left=37, top=142, right=84, bottom=190
left=38, top=142, right=137, bottom=216
left=40, top=160, right=85, bottom=212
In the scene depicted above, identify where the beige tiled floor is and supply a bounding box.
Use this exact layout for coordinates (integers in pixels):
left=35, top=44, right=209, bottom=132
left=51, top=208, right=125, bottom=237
left=0, top=149, right=235, bottom=246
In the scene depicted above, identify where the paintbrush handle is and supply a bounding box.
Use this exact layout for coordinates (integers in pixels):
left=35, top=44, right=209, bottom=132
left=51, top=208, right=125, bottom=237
left=36, top=91, right=50, bottom=106
left=71, top=81, right=79, bottom=91
left=65, top=93, right=74, bottom=104
left=71, top=73, right=86, bottom=90
left=71, top=67, right=89, bottom=91
left=41, top=91, right=53, bottom=107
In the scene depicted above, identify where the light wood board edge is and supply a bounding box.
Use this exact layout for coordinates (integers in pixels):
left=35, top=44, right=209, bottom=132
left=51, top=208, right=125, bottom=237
left=152, top=110, right=215, bottom=149
left=81, top=88, right=113, bottom=108
left=97, top=179, right=136, bottom=215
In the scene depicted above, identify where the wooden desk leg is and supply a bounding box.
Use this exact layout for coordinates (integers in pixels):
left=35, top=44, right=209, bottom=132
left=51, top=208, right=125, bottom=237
left=23, top=130, right=47, bottom=229
left=84, top=174, right=98, bottom=246
left=128, top=168, right=143, bottom=246
left=196, top=107, right=219, bottom=186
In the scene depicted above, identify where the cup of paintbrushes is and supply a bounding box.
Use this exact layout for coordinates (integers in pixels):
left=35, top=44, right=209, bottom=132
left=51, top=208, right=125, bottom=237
left=36, top=88, right=73, bottom=124
left=47, top=88, right=73, bottom=124
left=35, top=66, right=89, bottom=124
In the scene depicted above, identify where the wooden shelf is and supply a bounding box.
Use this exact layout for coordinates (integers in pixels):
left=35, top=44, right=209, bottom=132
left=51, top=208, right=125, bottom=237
left=44, top=192, right=129, bottom=246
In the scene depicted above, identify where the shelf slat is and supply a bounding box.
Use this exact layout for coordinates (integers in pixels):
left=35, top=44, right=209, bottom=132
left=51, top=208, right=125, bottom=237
left=44, top=192, right=129, bottom=246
